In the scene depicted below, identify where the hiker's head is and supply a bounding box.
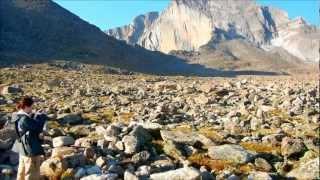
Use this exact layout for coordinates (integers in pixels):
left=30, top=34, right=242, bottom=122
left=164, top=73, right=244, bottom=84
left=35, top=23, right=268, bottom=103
left=16, top=96, right=34, bottom=113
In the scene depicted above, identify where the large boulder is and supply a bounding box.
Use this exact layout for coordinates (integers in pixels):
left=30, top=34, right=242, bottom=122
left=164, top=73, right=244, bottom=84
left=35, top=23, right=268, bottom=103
left=150, top=167, right=201, bottom=180
left=57, top=113, right=83, bottom=125
left=52, top=136, right=75, bottom=148
left=122, top=125, right=152, bottom=154
left=130, top=125, right=153, bottom=145
left=208, top=144, right=254, bottom=164
left=160, top=130, right=214, bottom=147
left=286, top=158, right=319, bottom=179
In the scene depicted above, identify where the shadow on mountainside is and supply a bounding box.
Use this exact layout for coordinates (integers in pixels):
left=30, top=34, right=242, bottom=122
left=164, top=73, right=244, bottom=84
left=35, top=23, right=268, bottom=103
left=0, top=57, right=281, bottom=78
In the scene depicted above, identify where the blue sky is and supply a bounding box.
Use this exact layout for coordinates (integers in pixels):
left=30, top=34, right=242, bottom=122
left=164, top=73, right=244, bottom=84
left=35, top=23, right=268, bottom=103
left=54, top=0, right=319, bottom=30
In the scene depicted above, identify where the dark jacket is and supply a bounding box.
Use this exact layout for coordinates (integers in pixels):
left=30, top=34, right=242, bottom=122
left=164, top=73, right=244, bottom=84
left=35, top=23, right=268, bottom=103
left=11, top=112, right=47, bottom=156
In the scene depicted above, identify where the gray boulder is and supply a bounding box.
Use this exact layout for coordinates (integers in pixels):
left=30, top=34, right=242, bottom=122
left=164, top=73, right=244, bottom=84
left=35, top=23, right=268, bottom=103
left=150, top=167, right=201, bottom=180
left=248, top=171, right=273, bottom=180
left=52, top=136, right=75, bottom=148
left=58, top=113, right=83, bottom=125
left=160, top=130, right=214, bottom=147
left=208, top=144, right=254, bottom=164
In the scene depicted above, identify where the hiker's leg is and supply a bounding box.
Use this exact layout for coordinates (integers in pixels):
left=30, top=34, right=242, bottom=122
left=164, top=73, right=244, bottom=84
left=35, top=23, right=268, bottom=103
left=16, top=155, right=26, bottom=180
left=24, top=156, right=41, bottom=180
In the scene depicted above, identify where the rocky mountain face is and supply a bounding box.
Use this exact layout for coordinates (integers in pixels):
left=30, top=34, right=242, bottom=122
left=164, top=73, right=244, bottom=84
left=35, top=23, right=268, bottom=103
left=105, top=12, right=159, bottom=46
left=0, top=0, right=217, bottom=76
left=107, top=0, right=319, bottom=63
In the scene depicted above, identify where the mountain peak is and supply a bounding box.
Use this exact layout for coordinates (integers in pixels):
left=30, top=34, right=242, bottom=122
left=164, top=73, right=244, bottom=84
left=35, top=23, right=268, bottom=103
left=107, top=0, right=319, bottom=62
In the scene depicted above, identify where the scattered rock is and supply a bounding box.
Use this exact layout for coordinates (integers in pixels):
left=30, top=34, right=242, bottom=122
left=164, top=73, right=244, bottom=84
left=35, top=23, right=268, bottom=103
left=281, top=137, right=305, bottom=157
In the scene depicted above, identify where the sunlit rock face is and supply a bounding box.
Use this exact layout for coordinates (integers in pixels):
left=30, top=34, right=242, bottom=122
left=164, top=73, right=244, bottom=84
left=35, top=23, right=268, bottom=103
left=270, top=17, right=320, bottom=63
left=107, top=0, right=319, bottom=62
left=106, top=12, right=159, bottom=45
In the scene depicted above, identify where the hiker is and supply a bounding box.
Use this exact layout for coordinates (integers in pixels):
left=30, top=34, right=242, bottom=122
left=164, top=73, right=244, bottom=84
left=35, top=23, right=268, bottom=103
left=11, top=96, right=48, bottom=180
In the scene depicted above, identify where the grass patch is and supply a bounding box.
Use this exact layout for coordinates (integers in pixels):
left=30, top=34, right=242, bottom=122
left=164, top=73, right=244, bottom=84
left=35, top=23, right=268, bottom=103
left=116, top=112, right=134, bottom=124
left=240, top=142, right=281, bottom=154
left=198, top=127, right=224, bottom=143
left=82, top=112, right=102, bottom=123
left=170, top=124, right=193, bottom=133
left=188, top=153, right=233, bottom=171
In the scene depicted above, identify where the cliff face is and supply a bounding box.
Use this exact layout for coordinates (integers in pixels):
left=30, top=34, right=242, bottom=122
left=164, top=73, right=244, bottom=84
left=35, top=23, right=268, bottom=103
left=107, top=0, right=319, bottom=62
left=105, top=12, right=159, bottom=45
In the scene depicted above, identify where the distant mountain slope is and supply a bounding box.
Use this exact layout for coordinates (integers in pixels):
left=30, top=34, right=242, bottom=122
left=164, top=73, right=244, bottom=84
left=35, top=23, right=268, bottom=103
left=170, top=39, right=314, bottom=73
left=107, top=0, right=319, bottom=63
left=0, top=0, right=216, bottom=75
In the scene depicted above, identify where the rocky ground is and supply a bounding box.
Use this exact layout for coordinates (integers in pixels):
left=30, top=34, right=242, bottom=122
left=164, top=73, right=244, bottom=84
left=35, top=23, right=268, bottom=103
left=0, top=63, right=319, bottom=180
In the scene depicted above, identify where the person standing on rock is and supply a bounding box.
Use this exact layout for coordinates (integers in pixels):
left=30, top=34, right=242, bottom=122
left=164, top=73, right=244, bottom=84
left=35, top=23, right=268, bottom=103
left=11, top=96, right=48, bottom=180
